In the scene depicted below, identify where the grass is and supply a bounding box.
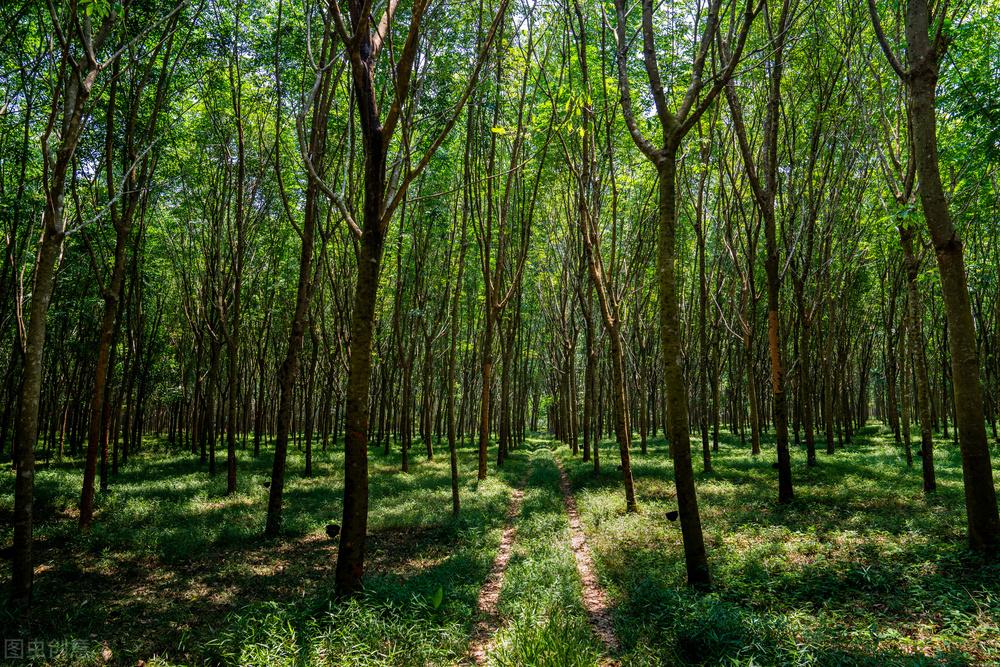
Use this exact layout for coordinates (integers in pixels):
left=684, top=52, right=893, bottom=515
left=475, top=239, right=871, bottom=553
left=0, top=438, right=518, bottom=665
left=557, top=425, right=1000, bottom=666
left=2, top=425, right=999, bottom=665
left=486, top=444, right=603, bottom=667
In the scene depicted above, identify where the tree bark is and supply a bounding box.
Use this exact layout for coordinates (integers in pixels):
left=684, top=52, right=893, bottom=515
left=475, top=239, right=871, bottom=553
left=658, top=154, right=709, bottom=585
left=905, top=0, right=999, bottom=549
left=900, top=228, right=935, bottom=492
left=12, top=30, right=106, bottom=604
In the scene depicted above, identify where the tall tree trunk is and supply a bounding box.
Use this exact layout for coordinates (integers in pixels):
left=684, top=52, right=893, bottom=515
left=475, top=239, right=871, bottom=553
left=264, top=173, right=319, bottom=536
left=446, top=200, right=468, bottom=515
left=799, top=303, right=816, bottom=466
left=335, top=0, right=395, bottom=592
left=12, top=38, right=106, bottom=604
left=900, top=228, right=935, bottom=492
left=478, top=313, right=493, bottom=479
left=659, top=154, right=710, bottom=586
left=745, top=339, right=761, bottom=455
left=581, top=297, right=596, bottom=464
left=900, top=326, right=913, bottom=466
left=337, top=219, right=385, bottom=595
left=264, top=16, right=335, bottom=534
left=904, top=0, right=999, bottom=549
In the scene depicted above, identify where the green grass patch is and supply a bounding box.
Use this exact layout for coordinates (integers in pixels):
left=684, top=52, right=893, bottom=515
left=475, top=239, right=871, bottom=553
left=4, top=426, right=997, bottom=665
left=0, top=437, right=518, bottom=666
left=557, top=426, right=1000, bottom=665
left=486, top=444, right=604, bottom=666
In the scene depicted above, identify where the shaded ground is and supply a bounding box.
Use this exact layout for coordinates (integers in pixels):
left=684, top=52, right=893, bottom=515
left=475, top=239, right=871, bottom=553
left=2, top=426, right=999, bottom=665
left=1, top=442, right=516, bottom=665
left=558, top=426, right=1000, bottom=666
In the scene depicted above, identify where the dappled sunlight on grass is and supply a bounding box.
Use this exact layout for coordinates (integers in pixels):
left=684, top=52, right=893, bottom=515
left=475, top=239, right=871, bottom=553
left=488, top=447, right=603, bottom=667
left=3, top=428, right=997, bottom=665
left=0, top=438, right=521, bottom=665
left=557, top=425, right=1000, bottom=665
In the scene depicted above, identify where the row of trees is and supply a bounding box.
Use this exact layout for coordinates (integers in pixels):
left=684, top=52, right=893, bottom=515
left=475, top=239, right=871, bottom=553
left=3, top=0, right=999, bottom=604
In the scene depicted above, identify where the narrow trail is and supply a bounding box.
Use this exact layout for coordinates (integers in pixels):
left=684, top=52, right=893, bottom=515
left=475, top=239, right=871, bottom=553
left=555, top=456, right=621, bottom=658
left=468, top=477, right=525, bottom=665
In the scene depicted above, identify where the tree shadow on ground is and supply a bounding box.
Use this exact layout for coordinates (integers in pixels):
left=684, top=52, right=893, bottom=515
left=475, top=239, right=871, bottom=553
left=556, top=426, right=1000, bottom=664
left=0, top=440, right=525, bottom=665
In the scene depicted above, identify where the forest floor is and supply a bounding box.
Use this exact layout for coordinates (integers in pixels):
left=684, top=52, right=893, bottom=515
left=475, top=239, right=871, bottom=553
left=1, top=426, right=999, bottom=666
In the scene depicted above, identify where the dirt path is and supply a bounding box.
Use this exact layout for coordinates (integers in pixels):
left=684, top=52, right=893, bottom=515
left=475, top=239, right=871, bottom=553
left=555, top=457, right=620, bottom=658
left=468, top=480, right=526, bottom=665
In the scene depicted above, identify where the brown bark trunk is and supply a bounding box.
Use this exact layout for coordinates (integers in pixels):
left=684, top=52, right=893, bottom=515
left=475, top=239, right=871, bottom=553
left=905, top=0, right=999, bottom=549
left=900, top=228, right=935, bottom=491
left=581, top=296, right=595, bottom=463
left=264, top=19, right=337, bottom=534
left=745, top=339, right=761, bottom=455
left=766, top=262, right=793, bottom=503
left=12, top=49, right=104, bottom=605
left=900, top=326, right=913, bottom=466
left=80, top=235, right=127, bottom=528
left=336, top=223, right=385, bottom=594
left=658, top=154, right=710, bottom=587
left=799, top=304, right=816, bottom=466
left=446, top=202, right=468, bottom=515
left=335, top=3, right=394, bottom=592
left=12, top=234, right=63, bottom=605
left=478, top=313, right=493, bottom=480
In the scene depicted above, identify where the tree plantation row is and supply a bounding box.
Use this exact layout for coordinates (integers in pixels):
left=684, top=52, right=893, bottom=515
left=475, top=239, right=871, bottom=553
left=2, top=0, right=1000, bottom=619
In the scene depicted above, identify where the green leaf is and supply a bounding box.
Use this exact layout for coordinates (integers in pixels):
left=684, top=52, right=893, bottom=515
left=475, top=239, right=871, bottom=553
left=431, top=586, right=443, bottom=609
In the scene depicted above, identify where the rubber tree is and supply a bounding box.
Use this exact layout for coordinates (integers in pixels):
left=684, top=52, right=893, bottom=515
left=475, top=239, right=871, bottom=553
left=333, top=0, right=509, bottom=595
left=81, top=10, right=182, bottom=527
left=612, top=0, right=758, bottom=587
left=561, top=0, right=637, bottom=511
left=724, top=0, right=796, bottom=504
left=12, top=0, right=183, bottom=607
left=266, top=0, right=347, bottom=537
left=869, top=0, right=1000, bottom=551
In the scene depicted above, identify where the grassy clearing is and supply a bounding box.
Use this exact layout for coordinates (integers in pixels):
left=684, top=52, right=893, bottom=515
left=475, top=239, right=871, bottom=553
left=0, top=440, right=519, bottom=665
left=557, top=426, right=1000, bottom=666
left=4, top=427, right=998, bottom=666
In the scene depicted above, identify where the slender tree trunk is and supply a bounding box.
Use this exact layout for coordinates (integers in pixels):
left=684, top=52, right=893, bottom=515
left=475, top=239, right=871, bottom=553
left=745, top=340, right=761, bottom=455
left=264, top=186, right=318, bottom=536
left=905, top=0, right=999, bottom=549
left=799, top=307, right=816, bottom=466
left=12, top=234, right=63, bottom=605
left=446, top=208, right=468, bottom=515
left=900, top=326, right=913, bottom=466
left=478, top=313, right=493, bottom=479
left=695, top=195, right=712, bottom=472
left=335, top=7, right=394, bottom=591
left=900, top=229, right=935, bottom=491
left=658, top=154, right=710, bottom=587
left=80, top=238, right=127, bottom=528
left=581, top=302, right=595, bottom=463
left=337, top=220, right=385, bottom=595
left=12, top=50, right=104, bottom=605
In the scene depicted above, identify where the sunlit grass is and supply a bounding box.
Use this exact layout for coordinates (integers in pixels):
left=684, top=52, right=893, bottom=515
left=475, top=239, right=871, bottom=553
left=558, top=425, right=1000, bottom=665
left=0, top=437, right=518, bottom=665
left=4, top=425, right=998, bottom=665
left=488, top=446, right=603, bottom=667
